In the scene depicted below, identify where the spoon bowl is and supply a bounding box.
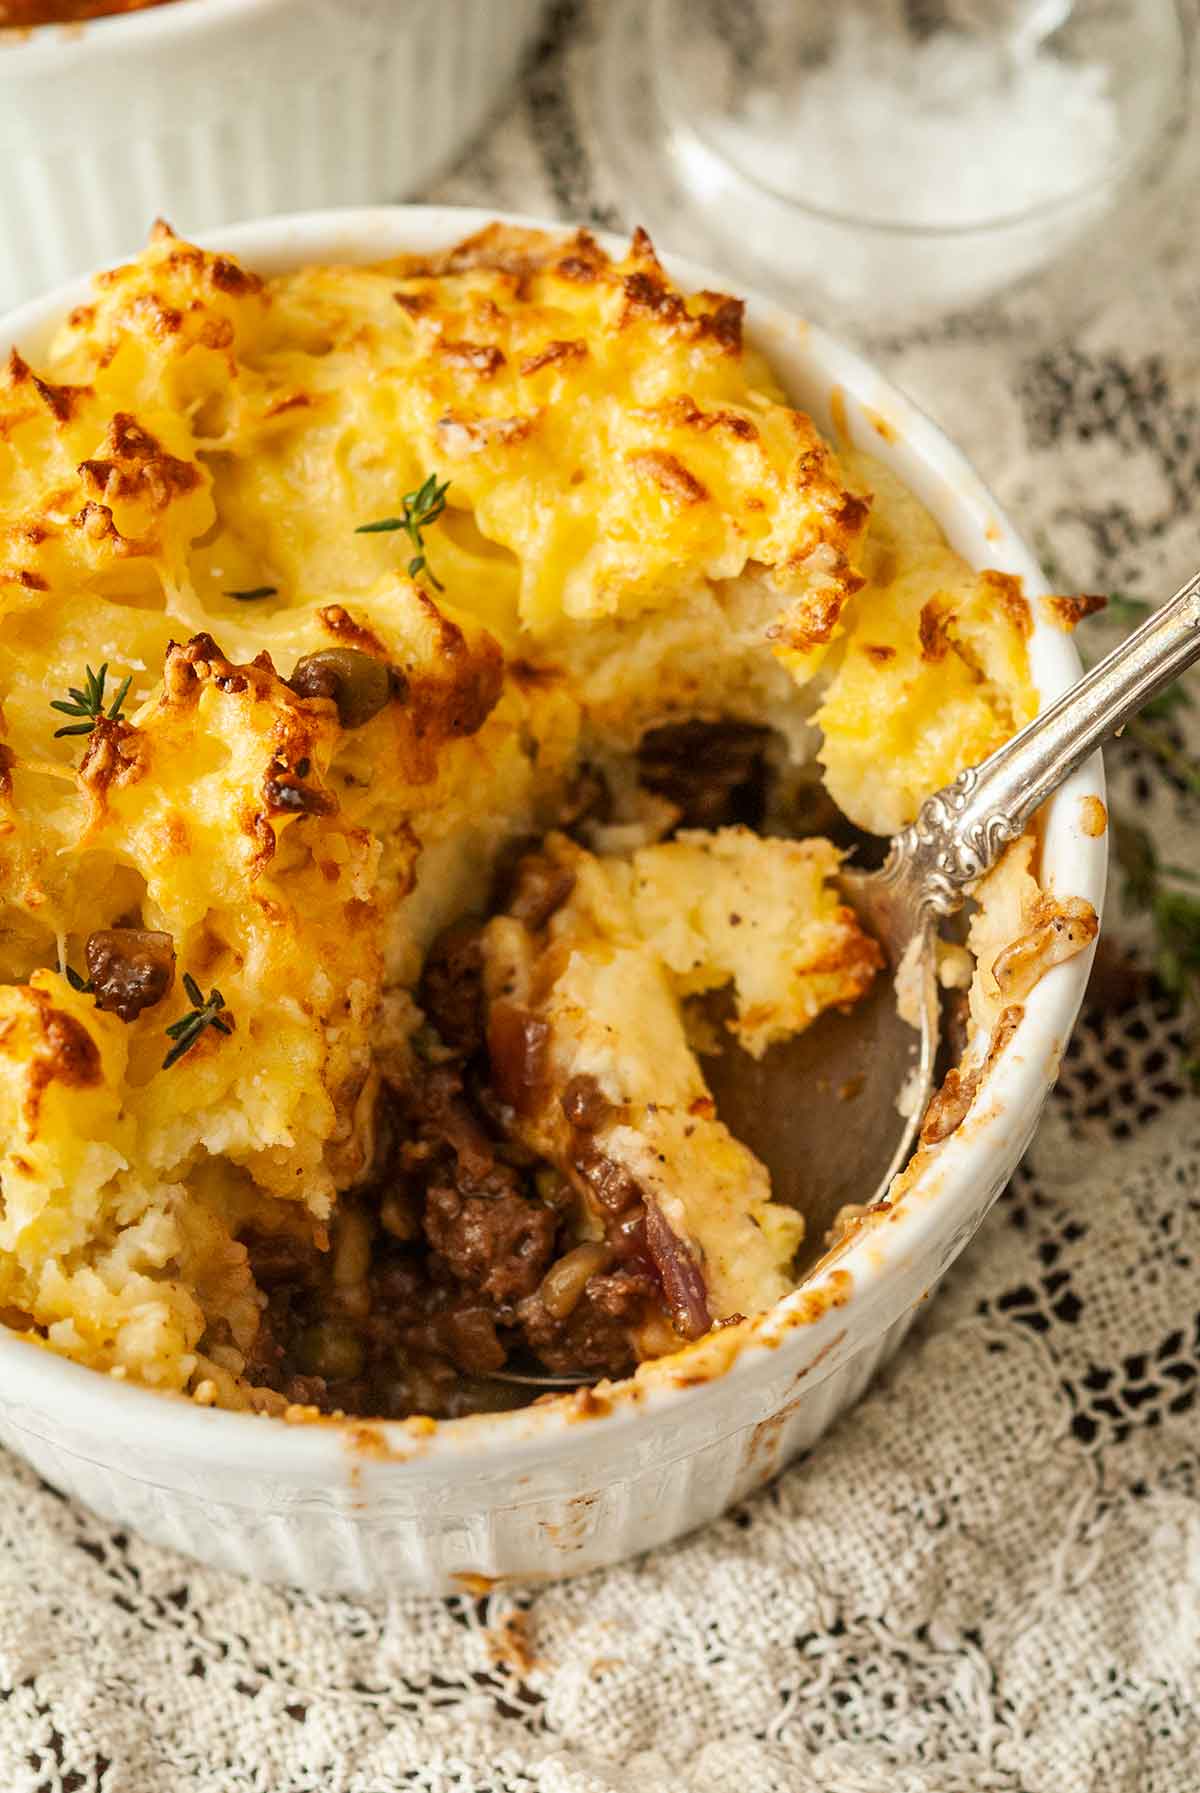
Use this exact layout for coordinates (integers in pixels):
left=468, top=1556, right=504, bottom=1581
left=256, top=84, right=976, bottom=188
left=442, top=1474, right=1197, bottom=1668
left=703, top=943, right=933, bottom=1275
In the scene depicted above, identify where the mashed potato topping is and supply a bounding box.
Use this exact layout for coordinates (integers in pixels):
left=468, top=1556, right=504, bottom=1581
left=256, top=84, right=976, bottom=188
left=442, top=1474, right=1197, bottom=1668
left=0, top=223, right=1042, bottom=1416
left=479, top=828, right=882, bottom=1334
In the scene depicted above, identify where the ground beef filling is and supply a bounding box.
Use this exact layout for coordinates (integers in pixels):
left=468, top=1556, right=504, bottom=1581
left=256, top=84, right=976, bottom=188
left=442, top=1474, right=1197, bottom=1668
left=239, top=913, right=663, bottom=1418
left=638, top=718, right=771, bottom=828
left=236, top=722, right=778, bottom=1420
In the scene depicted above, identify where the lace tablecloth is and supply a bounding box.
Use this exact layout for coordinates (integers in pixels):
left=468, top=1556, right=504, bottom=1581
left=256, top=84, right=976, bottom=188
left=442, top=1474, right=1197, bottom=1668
left=3, top=6, right=1199, bottom=1788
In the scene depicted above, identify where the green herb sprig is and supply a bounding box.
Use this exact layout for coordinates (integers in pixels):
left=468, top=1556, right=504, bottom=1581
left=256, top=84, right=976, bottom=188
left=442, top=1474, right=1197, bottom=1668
left=162, top=974, right=232, bottom=1070
left=356, top=472, right=450, bottom=592
left=1113, top=817, right=1200, bottom=1082
left=1039, top=552, right=1199, bottom=785
left=1105, top=591, right=1152, bottom=627
left=50, top=663, right=133, bottom=739
left=1092, top=592, right=1200, bottom=788
left=1051, top=554, right=1200, bottom=1081
left=225, top=586, right=277, bottom=602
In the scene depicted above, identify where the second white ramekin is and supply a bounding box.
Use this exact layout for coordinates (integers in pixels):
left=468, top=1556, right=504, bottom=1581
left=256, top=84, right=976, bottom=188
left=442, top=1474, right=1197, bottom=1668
left=0, top=0, right=544, bottom=313
left=0, top=206, right=1108, bottom=1595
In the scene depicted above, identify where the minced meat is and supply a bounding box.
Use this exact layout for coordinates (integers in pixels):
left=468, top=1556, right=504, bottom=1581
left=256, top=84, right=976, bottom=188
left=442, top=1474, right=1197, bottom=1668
left=238, top=921, right=667, bottom=1418
left=238, top=711, right=806, bottom=1419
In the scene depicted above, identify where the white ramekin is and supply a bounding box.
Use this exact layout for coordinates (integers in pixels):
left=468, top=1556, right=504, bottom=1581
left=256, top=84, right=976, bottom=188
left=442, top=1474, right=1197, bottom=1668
left=0, top=0, right=544, bottom=314
left=0, top=207, right=1108, bottom=1596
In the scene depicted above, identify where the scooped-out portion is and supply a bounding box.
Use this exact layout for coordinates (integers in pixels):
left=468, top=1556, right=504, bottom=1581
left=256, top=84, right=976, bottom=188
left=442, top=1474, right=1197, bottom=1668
left=0, top=220, right=1083, bottom=1419
left=245, top=812, right=882, bottom=1418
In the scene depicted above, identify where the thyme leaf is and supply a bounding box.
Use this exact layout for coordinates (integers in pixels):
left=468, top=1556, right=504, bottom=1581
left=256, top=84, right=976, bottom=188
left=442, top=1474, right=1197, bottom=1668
left=1140, top=681, right=1193, bottom=722
left=1063, top=562, right=1200, bottom=1081
left=225, top=586, right=278, bottom=602
left=1124, top=718, right=1200, bottom=797
left=162, top=975, right=232, bottom=1070
left=1105, top=591, right=1152, bottom=626
left=1113, top=811, right=1200, bottom=1085
left=50, top=662, right=133, bottom=738
left=356, top=472, right=450, bottom=592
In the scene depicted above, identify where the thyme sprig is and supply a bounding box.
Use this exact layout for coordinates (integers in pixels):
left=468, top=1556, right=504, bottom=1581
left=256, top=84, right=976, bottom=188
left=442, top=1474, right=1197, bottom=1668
left=1049, top=554, right=1200, bottom=1080
left=1113, top=817, right=1200, bottom=1082
left=1035, top=547, right=1198, bottom=771
left=162, top=974, right=232, bottom=1070
left=355, top=472, right=450, bottom=592
left=1105, top=591, right=1153, bottom=627
left=1090, top=590, right=1199, bottom=781
left=50, top=662, right=133, bottom=739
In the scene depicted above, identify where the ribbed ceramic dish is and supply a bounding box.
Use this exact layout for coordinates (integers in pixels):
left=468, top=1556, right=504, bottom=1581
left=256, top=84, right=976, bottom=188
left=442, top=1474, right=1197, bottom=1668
left=0, top=0, right=544, bottom=313
left=0, top=207, right=1108, bottom=1596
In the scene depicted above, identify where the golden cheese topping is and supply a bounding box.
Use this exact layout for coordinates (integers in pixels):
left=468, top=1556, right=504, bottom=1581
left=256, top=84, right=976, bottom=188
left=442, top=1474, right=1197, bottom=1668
left=546, top=827, right=883, bottom=1059
left=0, top=222, right=1038, bottom=1409
left=13, top=223, right=864, bottom=649
left=812, top=450, right=1037, bottom=834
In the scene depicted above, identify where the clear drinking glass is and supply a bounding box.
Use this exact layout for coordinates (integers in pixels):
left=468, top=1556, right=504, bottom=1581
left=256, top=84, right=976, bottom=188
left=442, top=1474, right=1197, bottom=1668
left=593, top=0, right=1191, bottom=336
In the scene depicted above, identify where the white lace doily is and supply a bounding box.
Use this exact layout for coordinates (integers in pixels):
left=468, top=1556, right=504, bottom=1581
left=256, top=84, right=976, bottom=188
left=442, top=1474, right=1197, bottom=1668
left=3, top=6, right=1199, bottom=1787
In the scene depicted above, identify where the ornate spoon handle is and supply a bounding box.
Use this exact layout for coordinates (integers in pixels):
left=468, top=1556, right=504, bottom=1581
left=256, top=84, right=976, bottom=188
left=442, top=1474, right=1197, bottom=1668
left=887, top=567, right=1200, bottom=918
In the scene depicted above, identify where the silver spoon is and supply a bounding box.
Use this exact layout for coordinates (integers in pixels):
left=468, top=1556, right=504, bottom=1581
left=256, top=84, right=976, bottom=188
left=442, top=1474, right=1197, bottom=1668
left=498, top=566, right=1200, bottom=1387
left=710, top=564, right=1200, bottom=1268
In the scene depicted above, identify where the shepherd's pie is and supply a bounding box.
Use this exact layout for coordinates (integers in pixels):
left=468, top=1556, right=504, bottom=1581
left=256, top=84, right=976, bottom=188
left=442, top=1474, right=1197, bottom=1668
left=0, top=222, right=1079, bottom=1418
